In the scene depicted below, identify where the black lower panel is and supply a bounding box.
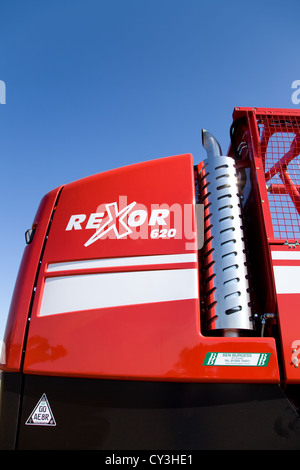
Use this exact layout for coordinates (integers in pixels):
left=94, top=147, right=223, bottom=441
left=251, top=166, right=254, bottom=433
left=12, top=374, right=300, bottom=449
left=0, top=372, right=22, bottom=449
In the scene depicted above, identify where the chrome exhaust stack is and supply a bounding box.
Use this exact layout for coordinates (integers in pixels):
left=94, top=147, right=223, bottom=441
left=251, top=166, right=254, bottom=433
left=199, top=130, right=253, bottom=337
left=202, top=129, right=222, bottom=158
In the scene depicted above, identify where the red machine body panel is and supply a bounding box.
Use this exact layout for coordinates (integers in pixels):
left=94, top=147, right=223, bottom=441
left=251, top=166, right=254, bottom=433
left=23, top=153, right=201, bottom=379
left=2, top=187, right=62, bottom=371
left=5, top=152, right=277, bottom=383
left=270, top=245, right=300, bottom=383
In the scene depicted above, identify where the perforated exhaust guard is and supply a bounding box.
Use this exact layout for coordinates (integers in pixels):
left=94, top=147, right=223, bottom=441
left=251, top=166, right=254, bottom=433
left=200, top=131, right=253, bottom=336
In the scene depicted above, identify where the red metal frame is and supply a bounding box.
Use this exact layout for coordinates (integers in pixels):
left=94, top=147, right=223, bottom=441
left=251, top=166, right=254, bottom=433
left=231, top=107, right=300, bottom=242
left=230, top=107, right=300, bottom=384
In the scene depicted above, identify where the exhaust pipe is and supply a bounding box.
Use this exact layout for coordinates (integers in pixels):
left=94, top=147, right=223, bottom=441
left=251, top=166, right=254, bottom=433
left=202, top=129, right=222, bottom=158
left=199, top=129, right=253, bottom=337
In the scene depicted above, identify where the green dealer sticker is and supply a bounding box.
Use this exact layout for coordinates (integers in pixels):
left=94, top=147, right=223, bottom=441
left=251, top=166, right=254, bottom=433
left=203, top=352, right=271, bottom=367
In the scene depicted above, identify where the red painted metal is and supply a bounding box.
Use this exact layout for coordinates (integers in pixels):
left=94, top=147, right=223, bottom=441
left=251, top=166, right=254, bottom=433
left=270, top=244, right=300, bottom=383
left=230, top=107, right=300, bottom=384
left=232, top=107, right=300, bottom=240
left=1, top=186, right=63, bottom=371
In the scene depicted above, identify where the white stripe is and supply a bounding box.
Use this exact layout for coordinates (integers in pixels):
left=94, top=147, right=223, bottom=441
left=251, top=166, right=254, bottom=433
left=273, top=266, right=300, bottom=294
left=271, top=251, right=300, bottom=260
left=47, top=253, right=197, bottom=272
left=39, top=268, right=198, bottom=316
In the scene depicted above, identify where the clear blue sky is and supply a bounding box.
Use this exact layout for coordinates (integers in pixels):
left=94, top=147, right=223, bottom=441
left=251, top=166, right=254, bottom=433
left=1, top=0, right=300, bottom=340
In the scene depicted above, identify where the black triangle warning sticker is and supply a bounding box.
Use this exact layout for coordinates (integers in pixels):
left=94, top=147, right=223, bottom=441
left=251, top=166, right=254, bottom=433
left=25, top=393, right=56, bottom=426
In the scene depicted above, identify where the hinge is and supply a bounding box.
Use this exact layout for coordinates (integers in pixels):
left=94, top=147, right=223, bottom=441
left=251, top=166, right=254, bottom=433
left=284, top=240, right=300, bottom=249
